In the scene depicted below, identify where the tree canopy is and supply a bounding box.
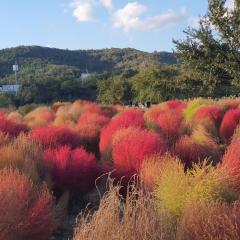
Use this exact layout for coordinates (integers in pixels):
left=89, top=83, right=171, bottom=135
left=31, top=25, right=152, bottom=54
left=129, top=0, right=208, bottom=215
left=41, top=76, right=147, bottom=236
left=174, top=0, right=240, bottom=97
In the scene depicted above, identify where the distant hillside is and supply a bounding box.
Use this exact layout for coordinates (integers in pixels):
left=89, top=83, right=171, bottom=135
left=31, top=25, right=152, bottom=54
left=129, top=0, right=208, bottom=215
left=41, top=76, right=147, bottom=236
left=0, top=46, right=177, bottom=82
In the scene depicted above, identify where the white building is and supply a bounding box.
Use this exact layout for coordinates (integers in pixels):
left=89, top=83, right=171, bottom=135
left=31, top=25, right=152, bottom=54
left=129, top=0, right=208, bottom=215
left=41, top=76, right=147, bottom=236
left=0, top=84, right=21, bottom=94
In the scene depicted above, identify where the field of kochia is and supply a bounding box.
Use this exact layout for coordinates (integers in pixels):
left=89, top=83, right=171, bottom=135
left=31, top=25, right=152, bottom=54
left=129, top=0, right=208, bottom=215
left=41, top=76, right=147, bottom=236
left=1, top=98, right=240, bottom=240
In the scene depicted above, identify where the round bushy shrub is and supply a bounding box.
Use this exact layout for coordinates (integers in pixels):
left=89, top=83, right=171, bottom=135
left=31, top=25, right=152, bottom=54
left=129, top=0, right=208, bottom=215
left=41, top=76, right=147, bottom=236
left=29, top=126, right=82, bottom=149
left=140, top=154, right=175, bottom=192
left=44, top=146, right=100, bottom=194
left=220, top=109, right=240, bottom=141
left=99, top=109, right=144, bottom=159
left=154, top=160, right=237, bottom=217
left=24, top=107, right=55, bottom=128
left=77, top=113, right=110, bottom=154
left=0, top=113, right=28, bottom=137
left=174, top=126, right=220, bottom=167
left=112, top=128, right=166, bottom=172
left=155, top=109, right=183, bottom=144
left=0, top=169, right=55, bottom=240
left=164, top=100, right=186, bottom=110
left=221, top=127, right=240, bottom=188
left=0, top=134, right=46, bottom=183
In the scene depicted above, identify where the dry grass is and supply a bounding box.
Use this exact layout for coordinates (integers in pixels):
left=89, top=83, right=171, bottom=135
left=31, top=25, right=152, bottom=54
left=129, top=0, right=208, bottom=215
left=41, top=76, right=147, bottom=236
left=177, top=201, right=240, bottom=240
left=74, top=178, right=176, bottom=240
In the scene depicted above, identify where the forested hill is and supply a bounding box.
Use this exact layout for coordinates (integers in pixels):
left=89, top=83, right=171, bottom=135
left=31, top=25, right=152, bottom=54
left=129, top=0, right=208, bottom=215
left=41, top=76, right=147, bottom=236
left=0, top=46, right=176, bottom=79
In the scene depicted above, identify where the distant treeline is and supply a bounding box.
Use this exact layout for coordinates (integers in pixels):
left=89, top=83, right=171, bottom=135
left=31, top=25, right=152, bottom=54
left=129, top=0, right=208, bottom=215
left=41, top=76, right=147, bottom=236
left=0, top=0, right=240, bottom=107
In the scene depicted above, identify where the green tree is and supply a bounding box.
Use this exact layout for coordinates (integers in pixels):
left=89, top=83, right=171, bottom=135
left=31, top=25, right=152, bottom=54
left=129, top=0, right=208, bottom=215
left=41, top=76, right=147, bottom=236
left=174, top=0, right=240, bottom=97
left=0, top=93, right=11, bottom=108
left=97, top=74, right=132, bottom=104
left=129, top=65, right=184, bottom=103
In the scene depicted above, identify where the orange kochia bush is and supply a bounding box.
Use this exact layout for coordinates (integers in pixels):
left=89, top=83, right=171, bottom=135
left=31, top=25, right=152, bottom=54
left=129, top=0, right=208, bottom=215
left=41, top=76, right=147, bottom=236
left=29, top=126, right=82, bottom=149
left=0, top=169, right=55, bottom=240
left=77, top=112, right=110, bottom=154
left=112, top=128, right=166, bottom=172
left=44, top=146, right=100, bottom=194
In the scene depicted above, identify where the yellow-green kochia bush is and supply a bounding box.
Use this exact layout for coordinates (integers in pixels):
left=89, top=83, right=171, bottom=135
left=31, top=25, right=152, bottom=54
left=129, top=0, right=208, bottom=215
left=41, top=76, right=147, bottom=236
left=154, top=159, right=238, bottom=217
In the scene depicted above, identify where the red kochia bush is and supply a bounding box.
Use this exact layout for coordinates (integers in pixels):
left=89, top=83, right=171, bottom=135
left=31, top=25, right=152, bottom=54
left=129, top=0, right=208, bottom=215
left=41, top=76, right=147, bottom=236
left=174, top=133, right=220, bottom=167
left=44, top=146, right=100, bottom=194
left=164, top=100, right=186, bottom=110
left=112, top=128, right=166, bottom=172
left=195, top=106, right=224, bottom=126
left=0, top=113, right=28, bottom=137
left=99, top=109, right=144, bottom=156
left=0, top=169, right=55, bottom=240
left=156, top=109, right=183, bottom=144
left=220, top=109, right=240, bottom=141
left=29, top=126, right=81, bottom=149
left=221, top=129, right=240, bottom=188
left=174, top=136, right=206, bottom=167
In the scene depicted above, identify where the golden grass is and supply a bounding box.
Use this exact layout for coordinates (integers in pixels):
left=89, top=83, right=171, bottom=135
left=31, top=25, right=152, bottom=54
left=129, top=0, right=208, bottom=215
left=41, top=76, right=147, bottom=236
left=74, top=178, right=176, bottom=240
left=177, top=201, right=240, bottom=240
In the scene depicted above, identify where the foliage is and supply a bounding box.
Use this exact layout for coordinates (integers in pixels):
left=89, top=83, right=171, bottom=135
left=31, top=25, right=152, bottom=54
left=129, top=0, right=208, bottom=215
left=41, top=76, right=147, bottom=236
left=154, top=159, right=237, bottom=217
left=0, top=112, right=28, bottom=137
left=174, top=0, right=240, bottom=96
left=174, top=126, right=220, bottom=167
left=0, top=134, right=46, bottom=183
left=99, top=108, right=144, bottom=159
left=220, top=109, right=240, bottom=141
left=29, top=126, right=82, bottom=149
left=44, top=146, right=100, bottom=194
left=0, top=92, right=11, bottom=108
left=97, top=74, right=132, bottom=104
left=221, top=127, right=240, bottom=187
left=140, top=154, right=175, bottom=192
left=0, top=168, right=55, bottom=240
left=129, top=65, right=186, bottom=103
left=112, top=127, right=166, bottom=172
left=24, top=106, right=55, bottom=128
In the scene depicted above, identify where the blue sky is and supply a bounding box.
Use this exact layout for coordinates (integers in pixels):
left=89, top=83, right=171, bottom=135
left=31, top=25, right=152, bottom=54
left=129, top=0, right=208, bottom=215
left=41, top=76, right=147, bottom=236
left=0, top=0, right=211, bottom=52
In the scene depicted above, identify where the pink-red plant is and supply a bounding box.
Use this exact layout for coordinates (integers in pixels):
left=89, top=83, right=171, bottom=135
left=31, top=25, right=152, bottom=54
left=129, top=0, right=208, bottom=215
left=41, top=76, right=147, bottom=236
left=174, top=130, right=220, bottom=167
left=0, top=113, right=28, bottom=137
left=44, top=146, right=100, bottom=194
left=99, top=108, right=144, bottom=158
left=220, top=109, right=240, bottom=141
left=29, top=126, right=82, bottom=149
left=164, top=100, right=186, bottom=110
left=112, top=128, right=166, bottom=172
left=0, top=169, right=55, bottom=240
left=221, top=127, right=240, bottom=188
left=195, top=105, right=224, bottom=126
left=155, top=109, right=183, bottom=144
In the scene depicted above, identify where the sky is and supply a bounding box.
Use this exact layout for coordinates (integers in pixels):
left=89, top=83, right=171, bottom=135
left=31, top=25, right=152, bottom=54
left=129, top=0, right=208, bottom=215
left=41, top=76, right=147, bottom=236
left=0, top=0, right=233, bottom=52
